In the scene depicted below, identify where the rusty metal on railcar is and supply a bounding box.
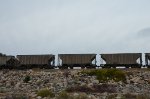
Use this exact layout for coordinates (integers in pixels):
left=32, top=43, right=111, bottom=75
left=17, top=55, right=55, bottom=69
left=58, top=54, right=96, bottom=69
left=100, top=53, right=142, bottom=68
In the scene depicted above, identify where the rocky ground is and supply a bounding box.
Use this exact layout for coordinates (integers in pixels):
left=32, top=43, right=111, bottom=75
left=0, top=69, right=150, bottom=99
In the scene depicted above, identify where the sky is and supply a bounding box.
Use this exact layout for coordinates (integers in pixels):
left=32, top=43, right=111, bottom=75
left=0, top=0, right=150, bottom=56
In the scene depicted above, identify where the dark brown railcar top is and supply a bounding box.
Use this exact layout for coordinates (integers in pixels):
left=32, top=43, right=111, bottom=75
left=58, top=54, right=96, bottom=64
left=101, top=53, right=141, bottom=64
left=17, top=54, right=55, bottom=65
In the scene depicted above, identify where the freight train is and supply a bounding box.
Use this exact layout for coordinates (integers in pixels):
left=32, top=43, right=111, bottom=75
left=0, top=53, right=150, bottom=69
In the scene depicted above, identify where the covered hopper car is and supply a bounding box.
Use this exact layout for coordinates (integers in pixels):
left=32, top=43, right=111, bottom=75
left=58, top=54, right=96, bottom=69
left=100, top=53, right=142, bottom=68
left=17, top=54, right=55, bottom=69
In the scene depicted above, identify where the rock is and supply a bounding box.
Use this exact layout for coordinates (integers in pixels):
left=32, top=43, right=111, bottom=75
left=37, top=96, right=42, bottom=99
left=36, top=80, right=42, bottom=85
left=73, top=93, right=79, bottom=97
left=102, top=92, right=108, bottom=99
left=122, top=88, right=128, bottom=93
left=88, top=83, right=93, bottom=88
left=138, top=80, right=145, bottom=84
left=81, top=82, right=86, bottom=86
left=116, top=94, right=122, bottom=99
left=130, top=77, right=141, bottom=83
left=92, top=80, right=99, bottom=84
left=15, top=82, right=21, bottom=89
left=89, top=94, right=97, bottom=99
left=30, top=92, right=37, bottom=98
left=6, top=82, right=11, bottom=87
left=126, top=79, right=130, bottom=84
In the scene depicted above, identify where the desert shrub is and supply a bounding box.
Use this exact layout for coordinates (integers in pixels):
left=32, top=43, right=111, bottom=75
left=126, top=71, right=133, bottom=76
left=74, top=93, right=88, bottom=99
left=56, top=91, right=70, bottom=99
left=96, top=69, right=108, bottom=82
left=37, top=89, right=55, bottom=98
left=122, top=93, right=136, bottom=99
left=23, top=75, right=31, bottom=83
left=81, top=69, right=97, bottom=76
left=108, top=69, right=126, bottom=82
left=81, top=69, right=126, bottom=82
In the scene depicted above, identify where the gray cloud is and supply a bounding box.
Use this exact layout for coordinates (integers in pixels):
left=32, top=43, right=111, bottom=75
left=137, top=28, right=150, bottom=38
left=0, top=0, right=150, bottom=55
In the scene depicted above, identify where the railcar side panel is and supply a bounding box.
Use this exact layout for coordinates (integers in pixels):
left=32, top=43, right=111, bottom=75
left=101, top=53, right=142, bottom=67
left=58, top=54, right=96, bottom=68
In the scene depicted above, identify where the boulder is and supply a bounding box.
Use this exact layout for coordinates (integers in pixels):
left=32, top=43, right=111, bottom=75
left=92, top=80, right=99, bottom=84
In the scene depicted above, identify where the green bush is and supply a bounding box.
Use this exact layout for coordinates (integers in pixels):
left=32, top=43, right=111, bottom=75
left=81, top=69, right=126, bottom=82
left=113, top=70, right=126, bottom=82
left=23, top=75, right=31, bottom=83
left=37, top=89, right=55, bottom=98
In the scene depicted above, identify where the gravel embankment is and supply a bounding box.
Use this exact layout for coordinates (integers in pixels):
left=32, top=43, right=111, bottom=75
left=0, top=69, right=150, bottom=99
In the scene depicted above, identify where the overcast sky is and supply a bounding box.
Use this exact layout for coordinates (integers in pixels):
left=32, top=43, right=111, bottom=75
left=0, top=0, right=150, bottom=55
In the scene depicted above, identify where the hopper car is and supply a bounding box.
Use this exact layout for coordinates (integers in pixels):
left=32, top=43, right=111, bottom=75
left=100, top=53, right=142, bottom=68
left=0, top=53, right=150, bottom=69
left=16, top=54, right=55, bottom=69
left=58, top=54, right=96, bottom=69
